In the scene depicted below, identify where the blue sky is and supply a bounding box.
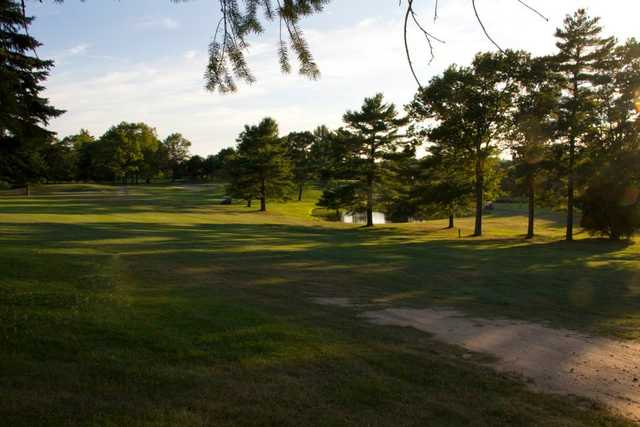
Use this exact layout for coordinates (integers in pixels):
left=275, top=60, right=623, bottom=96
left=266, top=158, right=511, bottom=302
left=28, top=0, right=639, bottom=155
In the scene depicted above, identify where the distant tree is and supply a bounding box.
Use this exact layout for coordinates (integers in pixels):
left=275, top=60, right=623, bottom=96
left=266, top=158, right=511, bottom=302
left=203, top=154, right=218, bottom=180
left=211, top=147, right=236, bottom=181
left=415, top=146, right=475, bottom=229
left=163, top=133, right=192, bottom=182
left=42, top=137, right=77, bottom=182
left=554, top=9, right=616, bottom=241
left=341, top=93, right=408, bottom=227
left=225, top=152, right=260, bottom=207
left=232, top=117, right=292, bottom=212
left=185, top=155, right=206, bottom=181
left=316, top=180, right=357, bottom=218
left=409, top=51, right=521, bottom=236
left=508, top=54, right=560, bottom=238
left=0, top=0, right=64, bottom=188
left=378, top=146, right=420, bottom=223
left=61, top=129, right=95, bottom=181
left=285, top=131, right=316, bottom=201
left=134, top=125, right=163, bottom=184
left=98, top=123, right=157, bottom=184
left=309, top=126, right=349, bottom=186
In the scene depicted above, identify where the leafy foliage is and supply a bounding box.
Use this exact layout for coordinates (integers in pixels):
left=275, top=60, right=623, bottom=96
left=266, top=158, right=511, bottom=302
left=580, top=152, right=640, bottom=240
left=163, top=133, right=192, bottom=182
left=409, top=51, right=522, bottom=235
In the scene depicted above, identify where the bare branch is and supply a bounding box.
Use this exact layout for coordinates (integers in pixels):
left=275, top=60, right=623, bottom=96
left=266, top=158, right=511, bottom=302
left=472, top=0, right=504, bottom=53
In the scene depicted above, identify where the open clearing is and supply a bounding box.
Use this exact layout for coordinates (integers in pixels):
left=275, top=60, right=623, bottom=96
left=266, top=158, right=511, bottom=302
left=2, top=184, right=640, bottom=426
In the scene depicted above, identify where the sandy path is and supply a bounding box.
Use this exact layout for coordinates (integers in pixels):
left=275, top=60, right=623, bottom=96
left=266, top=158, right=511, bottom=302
left=359, top=307, right=640, bottom=421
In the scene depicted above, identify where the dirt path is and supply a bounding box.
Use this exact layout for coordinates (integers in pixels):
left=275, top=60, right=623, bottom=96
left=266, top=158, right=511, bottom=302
left=359, top=307, right=640, bottom=421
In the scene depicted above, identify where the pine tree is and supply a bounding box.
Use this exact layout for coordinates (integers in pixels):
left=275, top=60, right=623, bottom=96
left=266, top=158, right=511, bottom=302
left=233, top=117, right=292, bottom=212
left=554, top=9, right=616, bottom=241
left=0, top=0, right=63, bottom=185
left=341, top=94, right=408, bottom=227
left=285, top=131, right=316, bottom=201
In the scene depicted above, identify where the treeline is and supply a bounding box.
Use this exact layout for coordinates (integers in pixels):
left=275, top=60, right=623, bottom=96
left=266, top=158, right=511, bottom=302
left=218, top=10, right=640, bottom=241
left=27, top=124, right=233, bottom=185
left=2, top=8, right=639, bottom=241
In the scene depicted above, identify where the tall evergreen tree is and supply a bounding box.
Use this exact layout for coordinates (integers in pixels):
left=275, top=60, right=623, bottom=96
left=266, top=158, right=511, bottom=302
left=341, top=93, right=408, bottom=227
left=579, top=38, right=640, bottom=240
left=233, top=117, right=292, bottom=212
left=554, top=9, right=616, bottom=241
left=0, top=0, right=63, bottom=186
left=285, top=131, right=316, bottom=201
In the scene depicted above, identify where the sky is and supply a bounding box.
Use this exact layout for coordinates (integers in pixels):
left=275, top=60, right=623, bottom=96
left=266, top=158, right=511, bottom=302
left=28, top=0, right=640, bottom=156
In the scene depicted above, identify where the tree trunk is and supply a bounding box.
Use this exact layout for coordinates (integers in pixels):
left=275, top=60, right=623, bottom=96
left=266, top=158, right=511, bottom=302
left=527, top=174, right=535, bottom=239
left=298, top=183, right=304, bottom=201
left=260, top=179, right=267, bottom=212
left=25, top=183, right=31, bottom=197
left=247, top=199, right=252, bottom=208
left=366, top=174, right=374, bottom=227
left=448, top=214, right=454, bottom=229
left=474, top=154, right=484, bottom=237
left=566, top=136, right=575, bottom=241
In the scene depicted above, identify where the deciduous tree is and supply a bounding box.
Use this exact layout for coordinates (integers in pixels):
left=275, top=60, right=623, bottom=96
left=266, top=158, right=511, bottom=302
left=409, top=51, right=521, bottom=236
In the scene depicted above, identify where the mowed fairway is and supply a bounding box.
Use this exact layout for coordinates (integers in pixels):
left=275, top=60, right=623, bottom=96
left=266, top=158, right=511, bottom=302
left=2, top=184, right=640, bottom=426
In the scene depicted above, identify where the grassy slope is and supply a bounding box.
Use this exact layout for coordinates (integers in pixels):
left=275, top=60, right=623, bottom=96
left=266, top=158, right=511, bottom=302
left=0, top=184, right=637, bottom=426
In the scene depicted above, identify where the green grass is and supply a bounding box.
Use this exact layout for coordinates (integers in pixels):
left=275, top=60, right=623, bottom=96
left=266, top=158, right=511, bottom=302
left=1, top=184, right=638, bottom=426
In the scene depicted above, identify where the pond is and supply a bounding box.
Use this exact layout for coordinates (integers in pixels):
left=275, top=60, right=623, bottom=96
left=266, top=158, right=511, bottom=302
left=341, top=211, right=387, bottom=225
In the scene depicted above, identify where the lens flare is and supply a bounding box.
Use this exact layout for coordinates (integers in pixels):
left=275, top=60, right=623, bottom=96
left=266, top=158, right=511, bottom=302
left=635, top=88, right=640, bottom=113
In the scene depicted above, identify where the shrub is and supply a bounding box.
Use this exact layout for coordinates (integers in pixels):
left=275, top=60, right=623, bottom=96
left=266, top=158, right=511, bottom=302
left=580, top=179, right=640, bottom=240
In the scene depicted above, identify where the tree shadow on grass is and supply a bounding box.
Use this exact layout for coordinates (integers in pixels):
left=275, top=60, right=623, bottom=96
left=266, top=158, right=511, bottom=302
left=1, top=218, right=639, bottom=339
left=1, top=219, right=637, bottom=425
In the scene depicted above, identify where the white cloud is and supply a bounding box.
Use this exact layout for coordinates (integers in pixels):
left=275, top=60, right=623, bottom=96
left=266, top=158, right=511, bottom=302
left=137, top=17, right=180, bottom=31
left=67, top=43, right=90, bottom=56
left=184, top=50, right=199, bottom=60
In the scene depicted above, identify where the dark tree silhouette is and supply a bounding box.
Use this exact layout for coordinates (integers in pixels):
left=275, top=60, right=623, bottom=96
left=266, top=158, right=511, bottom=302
left=341, top=94, right=408, bottom=227
left=554, top=9, right=615, bottom=241
left=0, top=0, right=63, bottom=188
left=409, top=51, right=522, bottom=236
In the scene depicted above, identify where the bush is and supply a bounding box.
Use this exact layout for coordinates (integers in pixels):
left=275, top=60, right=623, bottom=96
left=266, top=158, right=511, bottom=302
left=580, top=180, right=640, bottom=240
